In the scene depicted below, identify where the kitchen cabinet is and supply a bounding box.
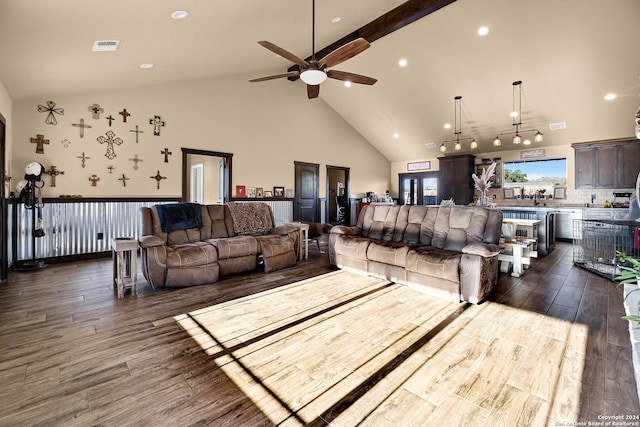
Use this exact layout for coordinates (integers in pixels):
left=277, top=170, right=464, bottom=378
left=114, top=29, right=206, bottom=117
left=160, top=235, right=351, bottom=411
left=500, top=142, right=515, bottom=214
left=573, top=138, right=640, bottom=189
left=438, top=154, right=475, bottom=205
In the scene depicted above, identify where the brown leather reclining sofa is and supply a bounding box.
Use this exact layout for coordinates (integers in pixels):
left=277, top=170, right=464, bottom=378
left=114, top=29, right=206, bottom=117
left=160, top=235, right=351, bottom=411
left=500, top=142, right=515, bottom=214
left=329, top=204, right=503, bottom=303
left=139, top=202, right=299, bottom=288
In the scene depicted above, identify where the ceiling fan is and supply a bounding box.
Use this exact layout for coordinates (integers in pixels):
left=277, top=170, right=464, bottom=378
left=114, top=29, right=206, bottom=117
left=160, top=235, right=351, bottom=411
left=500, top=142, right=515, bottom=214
left=249, top=0, right=377, bottom=99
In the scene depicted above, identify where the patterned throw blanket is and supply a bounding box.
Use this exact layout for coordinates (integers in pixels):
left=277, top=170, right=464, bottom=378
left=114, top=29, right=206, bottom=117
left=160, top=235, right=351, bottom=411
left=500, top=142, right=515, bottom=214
left=226, top=202, right=274, bottom=235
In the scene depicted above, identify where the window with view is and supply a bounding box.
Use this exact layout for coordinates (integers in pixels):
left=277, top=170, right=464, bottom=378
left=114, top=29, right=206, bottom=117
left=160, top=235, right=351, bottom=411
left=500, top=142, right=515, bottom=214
left=503, top=158, right=567, bottom=197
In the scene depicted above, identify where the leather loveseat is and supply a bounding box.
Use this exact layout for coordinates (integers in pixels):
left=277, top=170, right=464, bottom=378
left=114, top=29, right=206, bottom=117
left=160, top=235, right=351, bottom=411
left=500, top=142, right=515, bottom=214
left=139, top=202, right=299, bottom=288
left=329, top=204, right=503, bottom=303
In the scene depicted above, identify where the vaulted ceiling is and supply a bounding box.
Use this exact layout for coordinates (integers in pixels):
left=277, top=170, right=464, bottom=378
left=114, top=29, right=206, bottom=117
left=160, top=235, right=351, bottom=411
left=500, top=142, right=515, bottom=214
left=1, top=0, right=638, bottom=162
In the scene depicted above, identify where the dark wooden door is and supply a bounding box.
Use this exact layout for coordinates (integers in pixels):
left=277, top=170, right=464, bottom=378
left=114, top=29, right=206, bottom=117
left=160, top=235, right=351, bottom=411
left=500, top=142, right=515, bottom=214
left=294, top=162, right=319, bottom=223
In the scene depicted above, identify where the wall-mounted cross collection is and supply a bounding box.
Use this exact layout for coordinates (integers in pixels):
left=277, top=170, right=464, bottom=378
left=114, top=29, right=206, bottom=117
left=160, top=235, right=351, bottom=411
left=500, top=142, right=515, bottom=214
left=30, top=99, right=173, bottom=190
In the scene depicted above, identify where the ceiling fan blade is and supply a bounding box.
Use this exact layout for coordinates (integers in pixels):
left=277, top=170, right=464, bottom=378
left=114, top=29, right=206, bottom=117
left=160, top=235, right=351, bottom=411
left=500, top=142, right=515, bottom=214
left=307, top=84, right=320, bottom=99
left=318, top=38, right=370, bottom=68
left=249, top=71, right=299, bottom=83
left=327, top=70, right=377, bottom=85
left=257, top=41, right=308, bottom=66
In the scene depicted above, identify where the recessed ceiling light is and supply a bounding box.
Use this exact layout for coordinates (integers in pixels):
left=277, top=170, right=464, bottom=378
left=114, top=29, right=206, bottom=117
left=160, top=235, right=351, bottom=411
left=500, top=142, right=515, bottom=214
left=523, top=139, right=532, bottom=145
left=331, top=16, right=342, bottom=24
left=398, top=59, right=408, bottom=67
left=344, top=81, right=352, bottom=87
left=604, top=93, right=617, bottom=101
left=477, top=26, right=490, bottom=36
left=140, top=63, right=154, bottom=69
left=393, top=133, right=400, bottom=139
left=510, top=111, right=519, bottom=118
left=171, top=10, right=189, bottom=20
left=444, top=123, right=451, bottom=129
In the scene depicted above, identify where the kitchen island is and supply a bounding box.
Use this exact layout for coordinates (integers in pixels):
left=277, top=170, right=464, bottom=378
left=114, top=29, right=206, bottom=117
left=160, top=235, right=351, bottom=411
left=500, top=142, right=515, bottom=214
left=496, top=206, right=558, bottom=256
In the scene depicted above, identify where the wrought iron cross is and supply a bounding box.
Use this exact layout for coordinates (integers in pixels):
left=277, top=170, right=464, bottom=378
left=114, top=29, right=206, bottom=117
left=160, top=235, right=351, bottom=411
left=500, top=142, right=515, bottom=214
left=106, top=115, right=115, bottom=127
left=129, top=154, right=143, bottom=170
left=88, top=103, right=103, bottom=119
left=161, top=148, right=172, bottom=163
left=30, top=134, right=50, bottom=154
left=107, top=165, right=115, bottom=174
left=150, top=170, right=166, bottom=189
left=118, top=174, right=130, bottom=187
left=119, top=108, right=131, bottom=122
left=37, top=101, right=64, bottom=125
left=77, top=152, right=91, bottom=168
left=45, top=166, right=65, bottom=187
left=89, top=174, right=100, bottom=187
left=71, top=118, right=92, bottom=138
left=149, top=115, right=165, bottom=136
left=97, top=130, right=124, bottom=160
left=130, top=125, right=143, bottom=143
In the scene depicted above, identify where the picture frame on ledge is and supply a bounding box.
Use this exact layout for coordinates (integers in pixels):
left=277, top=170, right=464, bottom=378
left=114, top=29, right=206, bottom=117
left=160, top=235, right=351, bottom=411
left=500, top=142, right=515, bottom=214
left=273, top=186, right=284, bottom=198
left=256, top=187, right=264, bottom=198
left=246, top=186, right=256, bottom=198
left=553, top=187, right=566, bottom=199
left=285, top=188, right=294, bottom=198
left=236, top=185, right=246, bottom=198
left=264, top=190, right=273, bottom=198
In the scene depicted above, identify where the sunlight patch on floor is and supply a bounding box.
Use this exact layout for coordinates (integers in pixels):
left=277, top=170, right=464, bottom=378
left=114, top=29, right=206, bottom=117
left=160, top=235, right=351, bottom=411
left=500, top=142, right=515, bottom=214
left=174, top=271, right=588, bottom=426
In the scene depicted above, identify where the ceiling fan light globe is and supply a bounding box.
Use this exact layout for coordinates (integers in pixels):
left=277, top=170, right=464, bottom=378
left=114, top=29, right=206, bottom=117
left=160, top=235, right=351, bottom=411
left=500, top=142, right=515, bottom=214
left=300, top=69, right=327, bottom=85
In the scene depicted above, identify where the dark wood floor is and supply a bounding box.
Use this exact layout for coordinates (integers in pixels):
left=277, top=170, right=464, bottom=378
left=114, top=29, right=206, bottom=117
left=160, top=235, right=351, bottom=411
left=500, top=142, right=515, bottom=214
left=0, top=239, right=637, bottom=425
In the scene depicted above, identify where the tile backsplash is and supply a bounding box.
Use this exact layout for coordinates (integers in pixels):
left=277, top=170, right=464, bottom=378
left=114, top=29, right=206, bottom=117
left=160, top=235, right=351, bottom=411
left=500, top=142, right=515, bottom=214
left=487, top=187, right=635, bottom=207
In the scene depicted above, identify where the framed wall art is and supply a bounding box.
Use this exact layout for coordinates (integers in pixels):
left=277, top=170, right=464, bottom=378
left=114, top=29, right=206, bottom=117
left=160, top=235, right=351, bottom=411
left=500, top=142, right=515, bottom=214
left=273, top=186, right=284, bottom=198
left=235, top=185, right=246, bottom=198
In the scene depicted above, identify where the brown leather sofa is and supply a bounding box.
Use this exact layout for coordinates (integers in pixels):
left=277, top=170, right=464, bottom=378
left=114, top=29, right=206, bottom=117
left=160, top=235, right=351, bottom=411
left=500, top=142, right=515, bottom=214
left=329, top=204, right=503, bottom=303
left=139, top=202, right=299, bottom=288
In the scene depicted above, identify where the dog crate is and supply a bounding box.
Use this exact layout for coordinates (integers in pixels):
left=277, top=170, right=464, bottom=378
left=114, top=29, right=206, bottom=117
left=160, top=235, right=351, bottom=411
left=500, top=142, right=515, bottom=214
left=573, top=219, right=640, bottom=280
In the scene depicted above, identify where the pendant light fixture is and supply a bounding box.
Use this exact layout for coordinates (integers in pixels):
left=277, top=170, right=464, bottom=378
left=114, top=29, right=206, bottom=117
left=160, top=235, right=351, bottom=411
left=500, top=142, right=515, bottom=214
left=440, top=96, right=477, bottom=152
left=494, top=81, right=544, bottom=145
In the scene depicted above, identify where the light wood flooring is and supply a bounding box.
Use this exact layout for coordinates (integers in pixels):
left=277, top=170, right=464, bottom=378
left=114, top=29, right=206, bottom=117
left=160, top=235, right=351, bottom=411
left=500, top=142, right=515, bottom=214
left=0, top=240, right=638, bottom=426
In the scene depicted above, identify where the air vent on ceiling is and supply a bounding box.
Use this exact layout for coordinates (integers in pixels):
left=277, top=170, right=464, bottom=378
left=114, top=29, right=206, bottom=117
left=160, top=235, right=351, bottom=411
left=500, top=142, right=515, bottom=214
left=549, top=122, right=567, bottom=131
left=425, top=143, right=437, bottom=149
left=92, top=40, right=120, bottom=52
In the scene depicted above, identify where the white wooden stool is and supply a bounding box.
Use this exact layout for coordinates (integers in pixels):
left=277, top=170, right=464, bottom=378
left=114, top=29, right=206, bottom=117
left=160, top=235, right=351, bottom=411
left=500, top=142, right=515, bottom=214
left=111, top=237, right=139, bottom=298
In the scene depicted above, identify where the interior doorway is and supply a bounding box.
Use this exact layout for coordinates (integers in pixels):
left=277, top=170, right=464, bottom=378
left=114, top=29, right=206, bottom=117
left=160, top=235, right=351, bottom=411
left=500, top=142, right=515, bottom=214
left=181, top=148, right=232, bottom=204
left=326, top=165, right=350, bottom=225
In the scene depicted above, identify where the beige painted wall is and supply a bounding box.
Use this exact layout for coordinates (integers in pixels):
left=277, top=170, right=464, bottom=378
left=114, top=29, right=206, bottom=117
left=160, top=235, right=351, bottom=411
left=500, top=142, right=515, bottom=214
left=11, top=75, right=390, bottom=199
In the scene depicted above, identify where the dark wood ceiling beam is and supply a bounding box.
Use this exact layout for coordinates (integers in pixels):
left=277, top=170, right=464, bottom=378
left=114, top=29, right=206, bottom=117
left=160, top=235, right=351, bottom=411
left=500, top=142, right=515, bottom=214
left=288, top=0, right=457, bottom=77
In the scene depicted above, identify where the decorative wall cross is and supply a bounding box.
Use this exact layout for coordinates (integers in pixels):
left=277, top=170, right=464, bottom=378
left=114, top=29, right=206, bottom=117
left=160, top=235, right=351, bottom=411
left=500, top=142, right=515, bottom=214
left=71, top=118, right=92, bottom=138
left=77, top=152, right=91, bottom=168
left=129, top=154, right=143, bottom=170
left=119, top=108, right=131, bottom=122
left=89, top=174, right=100, bottom=187
left=45, top=166, right=65, bottom=187
left=130, top=125, right=143, bottom=143
left=161, top=148, right=172, bottom=163
left=107, top=165, right=115, bottom=174
left=150, top=170, right=166, bottom=189
left=30, top=134, right=50, bottom=154
left=97, top=130, right=124, bottom=160
left=149, top=115, right=165, bottom=136
left=106, top=115, right=115, bottom=127
left=118, top=174, right=130, bottom=187
left=88, top=104, right=104, bottom=119
left=37, top=101, right=64, bottom=125
left=61, top=139, right=71, bottom=148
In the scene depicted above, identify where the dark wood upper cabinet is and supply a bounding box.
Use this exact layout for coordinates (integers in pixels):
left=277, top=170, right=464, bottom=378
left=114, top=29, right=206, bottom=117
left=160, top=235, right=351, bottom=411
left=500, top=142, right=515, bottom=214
left=573, top=138, right=640, bottom=189
left=438, top=154, right=475, bottom=205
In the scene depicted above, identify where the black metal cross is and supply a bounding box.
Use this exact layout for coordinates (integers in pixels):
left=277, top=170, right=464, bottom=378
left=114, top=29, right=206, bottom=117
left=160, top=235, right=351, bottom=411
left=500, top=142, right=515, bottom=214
left=107, top=165, right=115, bottom=174
left=161, top=148, right=172, bottom=163
left=106, top=115, right=115, bottom=127
left=97, top=130, right=124, bottom=160
left=150, top=170, right=166, bottom=189
left=129, top=154, right=143, bottom=170
left=119, top=174, right=130, bottom=187
left=119, top=109, right=131, bottom=122
left=149, top=115, right=165, bottom=136
left=88, top=103, right=103, bottom=119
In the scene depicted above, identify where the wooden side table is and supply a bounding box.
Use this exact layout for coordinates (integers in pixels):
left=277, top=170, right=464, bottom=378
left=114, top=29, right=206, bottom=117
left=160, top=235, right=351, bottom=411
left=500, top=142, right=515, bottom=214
left=284, top=222, right=309, bottom=260
left=111, top=237, right=139, bottom=298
